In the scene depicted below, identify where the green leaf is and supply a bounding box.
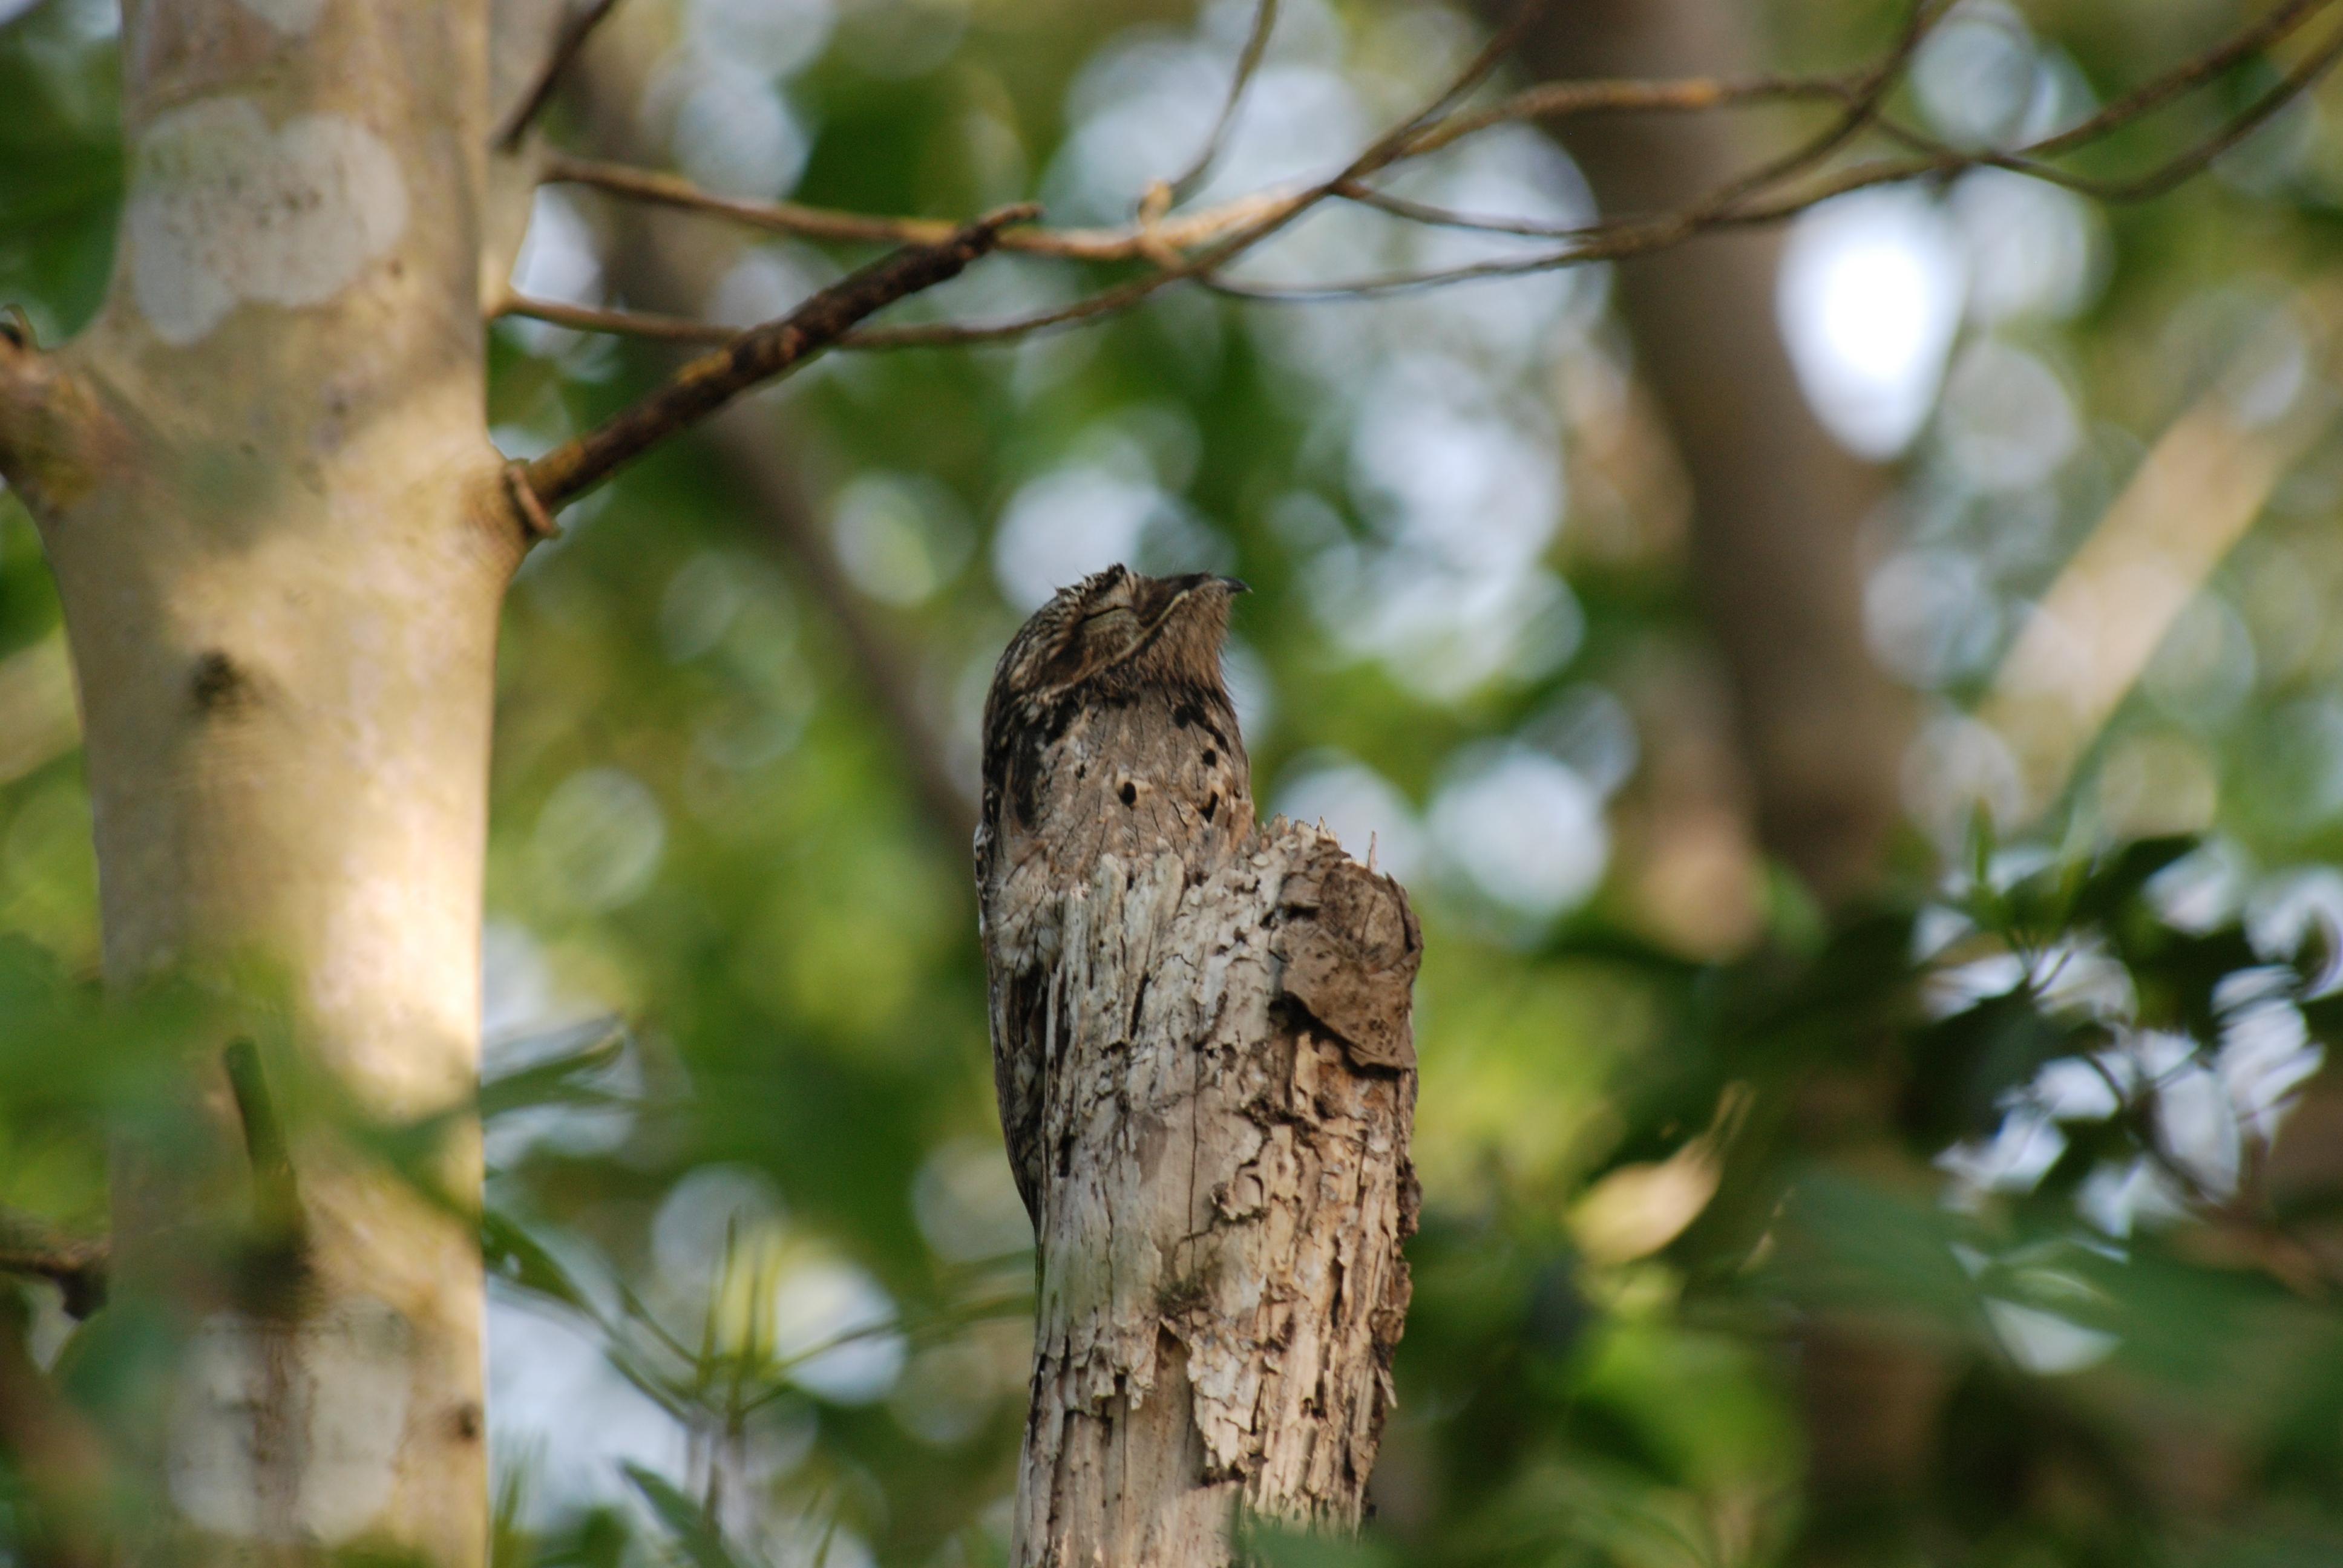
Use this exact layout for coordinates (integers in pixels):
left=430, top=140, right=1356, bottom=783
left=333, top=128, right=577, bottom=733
left=621, top=1465, right=752, bottom=1568
left=1235, top=1518, right=1396, bottom=1568
left=2067, top=835, right=2200, bottom=927
left=478, top=1018, right=629, bottom=1121
left=481, top=1210, right=594, bottom=1316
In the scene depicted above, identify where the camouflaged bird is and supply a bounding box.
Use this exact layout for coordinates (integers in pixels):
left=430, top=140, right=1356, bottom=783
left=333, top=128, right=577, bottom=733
left=976, top=565, right=1254, bottom=1223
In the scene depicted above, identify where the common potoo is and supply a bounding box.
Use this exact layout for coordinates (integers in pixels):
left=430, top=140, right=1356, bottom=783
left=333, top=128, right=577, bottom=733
left=977, top=564, right=1254, bottom=1223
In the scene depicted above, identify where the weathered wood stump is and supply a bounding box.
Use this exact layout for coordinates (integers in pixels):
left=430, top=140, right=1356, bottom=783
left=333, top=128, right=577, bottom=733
left=1014, top=819, right=1421, bottom=1566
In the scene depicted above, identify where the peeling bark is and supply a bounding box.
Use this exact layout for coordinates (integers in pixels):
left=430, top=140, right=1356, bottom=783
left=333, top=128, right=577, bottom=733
left=1015, top=821, right=1420, bottom=1567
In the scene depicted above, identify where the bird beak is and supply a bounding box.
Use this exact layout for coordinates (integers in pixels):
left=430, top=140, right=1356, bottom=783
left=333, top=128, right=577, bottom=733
left=1147, top=574, right=1243, bottom=636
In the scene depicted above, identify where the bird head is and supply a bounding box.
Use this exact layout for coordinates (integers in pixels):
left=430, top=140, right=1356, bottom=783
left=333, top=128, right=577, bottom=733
left=1003, top=564, right=1249, bottom=700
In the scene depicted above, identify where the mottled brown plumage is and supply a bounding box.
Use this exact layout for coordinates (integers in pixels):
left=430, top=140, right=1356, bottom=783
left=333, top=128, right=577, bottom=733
left=977, top=564, right=1254, bottom=1222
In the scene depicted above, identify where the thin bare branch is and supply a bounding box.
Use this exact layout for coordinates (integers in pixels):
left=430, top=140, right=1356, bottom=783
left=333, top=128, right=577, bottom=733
left=546, top=152, right=963, bottom=246
left=845, top=269, right=1196, bottom=348
left=1335, top=177, right=1598, bottom=240
left=545, top=152, right=1302, bottom=262
left=509, top=0, right=2343, bottom=353
left=542, top=0, right=1555, bottom=278
left=500, top=278, right=1197, bottom=353
left=2024, top=13, right=2343, bottom=200
left=521, top=204, right=1035, bottom=515
left=496, top=0, right=629, bottom=152
left=1862, top=0, right=2343, bottom=197
left=2026, top=0, right=2337, bottom=159
left=502, top=293, right=739, bottom=343
left=1168, top=0, right=1280, bottom=201
left=1202, top=0, right=2343, bottom=306
left=1152, top=0, right=1578, bottom=299
left=1400, top=73, right=1852, bottom=157
left=1694, top=0, right=1959, bottom=217
left=1194, top=158, right=1944, bottom=300
left=1369, top=0, right=1558, bottom=160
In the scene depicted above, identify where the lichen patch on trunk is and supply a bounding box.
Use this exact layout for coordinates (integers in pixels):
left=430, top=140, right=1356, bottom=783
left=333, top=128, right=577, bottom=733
left=126, top=97, right=408, bottom=346
left=165, top=1298, right=415, bottom=1543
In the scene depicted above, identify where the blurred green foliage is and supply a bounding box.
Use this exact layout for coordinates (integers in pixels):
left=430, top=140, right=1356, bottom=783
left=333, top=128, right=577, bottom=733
left=8, top=0, right=2343, bottom=1564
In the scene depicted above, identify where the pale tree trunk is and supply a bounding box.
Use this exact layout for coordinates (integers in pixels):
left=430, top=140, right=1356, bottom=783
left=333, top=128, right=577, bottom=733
left=0, top=1, right=515, bottom=1558
left=0, top=0, right=1058, bottom=1553
left=1012, top=823, right=1421, bottom=1566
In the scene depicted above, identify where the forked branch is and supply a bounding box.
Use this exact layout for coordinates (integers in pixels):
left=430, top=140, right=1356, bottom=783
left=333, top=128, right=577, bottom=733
left=516, top=204, right=1034, bottom=519
left=484, top=0, right=2343, bottom=543
left=499, top=0, right=2343, bottom=348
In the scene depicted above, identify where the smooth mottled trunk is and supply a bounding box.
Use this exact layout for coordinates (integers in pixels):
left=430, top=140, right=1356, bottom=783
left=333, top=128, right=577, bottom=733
left=1014, top=822, right=1420, bottom=1567
left=0, top=1, right=515, bottom=1559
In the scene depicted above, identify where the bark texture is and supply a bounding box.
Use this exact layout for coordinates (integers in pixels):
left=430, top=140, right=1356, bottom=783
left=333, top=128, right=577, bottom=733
left=1014, top=821, right=1420, bottom=1567
left=1, top=1, right=516, bottom=1559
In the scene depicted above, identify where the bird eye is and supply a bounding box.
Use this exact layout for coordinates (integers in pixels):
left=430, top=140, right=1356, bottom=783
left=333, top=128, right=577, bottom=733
left=1081, top=604, right=1132, bottom=625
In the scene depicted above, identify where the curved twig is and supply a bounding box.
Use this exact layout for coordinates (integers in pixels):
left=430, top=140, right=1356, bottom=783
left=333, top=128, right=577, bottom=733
left=2025, top=0, right=2336, bottom=160
left=502, top=293, right=739, bottom=344
left=1168, top=0, right=1281, bottom=201
left=1398, top=73, right=1855, bottom=158
left=543, top=152, right=1302, bottom=263
left=496, top=0, right=630, bottom=152
left=2038, top=15, right=2343, bottom=201
left=501, top=0, right=2343, bottom=371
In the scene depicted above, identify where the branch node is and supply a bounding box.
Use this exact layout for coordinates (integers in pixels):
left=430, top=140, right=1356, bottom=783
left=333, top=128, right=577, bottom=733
left=0, top=310, right=111, bottom=519
left=976, top=200, right=1046, bottom=235
left=505, top=461, right=562, bottom=541
left=1135, top=181, right=1182, bottom=270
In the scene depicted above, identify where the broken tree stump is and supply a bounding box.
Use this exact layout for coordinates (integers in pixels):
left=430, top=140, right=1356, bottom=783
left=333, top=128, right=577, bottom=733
left=1013, top=818, right=1421, bottom=1567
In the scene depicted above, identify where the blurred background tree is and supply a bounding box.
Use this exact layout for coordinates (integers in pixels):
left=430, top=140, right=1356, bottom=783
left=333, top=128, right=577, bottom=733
left=6, top=0, right=2343, bottom=1563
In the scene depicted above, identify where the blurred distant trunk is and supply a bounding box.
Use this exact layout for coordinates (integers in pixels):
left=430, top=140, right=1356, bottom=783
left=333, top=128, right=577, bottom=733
left=1499, top=0, right=1937, bottom=1557
left=1509, top=0, right=1906, bottom=907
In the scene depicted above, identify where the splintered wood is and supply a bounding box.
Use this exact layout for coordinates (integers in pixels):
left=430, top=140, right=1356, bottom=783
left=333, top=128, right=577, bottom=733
left=1015, top=819, right=1421, bottom=1567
